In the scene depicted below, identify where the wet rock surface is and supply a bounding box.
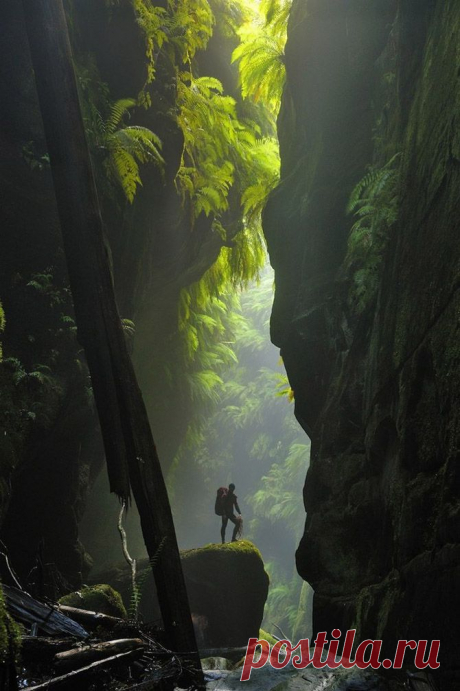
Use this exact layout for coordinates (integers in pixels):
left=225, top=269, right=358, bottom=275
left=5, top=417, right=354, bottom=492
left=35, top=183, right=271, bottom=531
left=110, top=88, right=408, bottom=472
left=204, top=659, right=418, bottom=691
left=265, top=0, right=460, bottom=685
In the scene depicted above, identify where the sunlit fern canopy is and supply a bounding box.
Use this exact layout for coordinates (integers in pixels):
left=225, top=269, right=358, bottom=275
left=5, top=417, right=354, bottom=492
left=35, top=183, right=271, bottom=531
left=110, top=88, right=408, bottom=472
left=232, top=0, right=291, bottom=114
left=85, top=0, right=287, bottom=385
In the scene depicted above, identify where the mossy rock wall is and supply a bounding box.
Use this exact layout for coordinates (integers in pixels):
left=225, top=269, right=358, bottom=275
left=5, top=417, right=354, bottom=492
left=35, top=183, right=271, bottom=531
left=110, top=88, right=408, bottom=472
left=265, top=0, right=460, bottom=684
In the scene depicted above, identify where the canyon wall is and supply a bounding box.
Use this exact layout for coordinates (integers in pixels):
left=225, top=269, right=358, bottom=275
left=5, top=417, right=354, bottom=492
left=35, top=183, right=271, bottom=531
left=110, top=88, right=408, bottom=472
left=0, top=0, right=233, bottom=586
left=265, top=0, right=460, bottom=682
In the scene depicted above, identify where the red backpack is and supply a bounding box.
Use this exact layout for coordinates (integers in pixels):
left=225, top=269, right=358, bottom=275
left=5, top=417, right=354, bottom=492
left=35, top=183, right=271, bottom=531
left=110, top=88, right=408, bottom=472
left=215, top=487, right=228, bottom=516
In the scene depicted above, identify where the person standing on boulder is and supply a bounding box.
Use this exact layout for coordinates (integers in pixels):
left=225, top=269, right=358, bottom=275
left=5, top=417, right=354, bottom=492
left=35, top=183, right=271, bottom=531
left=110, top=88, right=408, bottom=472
left=221, top=483, right=242, bottom=544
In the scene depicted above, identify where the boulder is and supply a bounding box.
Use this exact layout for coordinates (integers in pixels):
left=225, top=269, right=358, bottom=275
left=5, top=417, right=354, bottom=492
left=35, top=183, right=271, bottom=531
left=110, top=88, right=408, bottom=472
left=58, top=584, right=126, bottom=619
left=182, top=541, right=269, bottom=648
left=90, top=541, right=269, bottom=648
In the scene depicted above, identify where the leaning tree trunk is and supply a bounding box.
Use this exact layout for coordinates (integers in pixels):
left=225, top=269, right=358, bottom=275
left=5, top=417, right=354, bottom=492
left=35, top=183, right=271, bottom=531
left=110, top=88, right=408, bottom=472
left=20, top=0, right=202, bottom=683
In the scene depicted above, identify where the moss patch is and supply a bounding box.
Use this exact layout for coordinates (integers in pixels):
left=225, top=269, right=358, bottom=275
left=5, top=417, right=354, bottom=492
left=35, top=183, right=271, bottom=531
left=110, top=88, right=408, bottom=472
left=181, top=539, right=263, bottom=561
left=0, top=583, right=21, bottom=664
left=258, top=629, right=278, bottom=646
left=59, top=584, right=126, bottom=619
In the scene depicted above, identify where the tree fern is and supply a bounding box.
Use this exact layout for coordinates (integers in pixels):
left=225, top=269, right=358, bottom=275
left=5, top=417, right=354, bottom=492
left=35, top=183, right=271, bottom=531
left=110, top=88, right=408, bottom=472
left=232, top=0, right=291, bottom=114
left=261, top=0, right=291, bottom=36
left=233, top=32, right=286, bottom=110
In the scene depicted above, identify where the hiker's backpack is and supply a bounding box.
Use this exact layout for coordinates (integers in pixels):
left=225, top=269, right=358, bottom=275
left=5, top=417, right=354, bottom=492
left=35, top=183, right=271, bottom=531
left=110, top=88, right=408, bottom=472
left=215, top=487, right=228, bottom=516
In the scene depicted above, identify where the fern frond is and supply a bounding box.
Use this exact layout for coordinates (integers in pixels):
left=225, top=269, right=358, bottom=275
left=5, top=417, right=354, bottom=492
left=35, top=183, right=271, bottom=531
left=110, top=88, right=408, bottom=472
left=187, top=370, right=224, bottom=404
left=108, top=147, right=141, bottom=204
left=101, top=99, right=164, bottom=202
left=346, top=152, right=402, bottom=311
left=106, top=98, right=136, bottom=134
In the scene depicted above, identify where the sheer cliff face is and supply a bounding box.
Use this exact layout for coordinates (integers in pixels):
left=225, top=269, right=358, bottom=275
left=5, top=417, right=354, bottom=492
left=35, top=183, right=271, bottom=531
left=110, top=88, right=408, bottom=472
left=265, top=0, right=460, bottom=676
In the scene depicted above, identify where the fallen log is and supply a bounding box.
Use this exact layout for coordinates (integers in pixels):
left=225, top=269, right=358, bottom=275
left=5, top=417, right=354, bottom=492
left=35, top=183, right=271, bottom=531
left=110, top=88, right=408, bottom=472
left=54, top=638, right=145, bottom=673
left=26, top=648, right=145, bottom=690
left=57, top=605, right=123, bottom=630
left=2, top=585, right=88, bottom=638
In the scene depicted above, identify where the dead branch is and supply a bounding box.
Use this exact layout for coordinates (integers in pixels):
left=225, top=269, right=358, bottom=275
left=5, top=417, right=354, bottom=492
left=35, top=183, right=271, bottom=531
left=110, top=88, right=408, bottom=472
left=54, top=638, right=145, bottom=673
left=26, top=648, right=144, bottom=690
left=57, top=605, right=124, bottom=630
left=117, top=502, right=138, bottom=618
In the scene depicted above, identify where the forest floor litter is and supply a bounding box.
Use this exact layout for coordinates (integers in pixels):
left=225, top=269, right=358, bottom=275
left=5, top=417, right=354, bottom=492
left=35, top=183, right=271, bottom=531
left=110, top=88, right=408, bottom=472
left=2, top=584, right=437, bottom=691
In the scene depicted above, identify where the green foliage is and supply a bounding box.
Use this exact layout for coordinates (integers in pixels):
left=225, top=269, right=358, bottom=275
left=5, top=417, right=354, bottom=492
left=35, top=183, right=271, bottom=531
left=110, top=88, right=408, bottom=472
left=83, top=0, right=282, bottom=350
left=128, top=537, right=167, bottom=618
left=21, top=141, right=50, bottom=171
left=3, top=360, right=54, bottom=389
left=169, top=2, right=283, bottom=327
left=167, top=0, right=215, bottom=62
left=121, top=318, right=136, bottom=340
left=2, top=358, right=63, bottom=428
left=251, top=442, right=309, bottom=532
left=346, top=153, right=401, bottom=312
left=94, top=0, right=281, bottom=308
left=232, top=0, right=291, bottom=115
left=261, top=0, right=292, bottom=34
left=130, top=0, right=214, bottom=89
left=187, top=369, right=224, bottom=404
left=176, top=75, right=238, bottom=218
left=241, top=138, right=280, bottom=226
left=0, top=583, right=21, bottom=665
left=258, top=628, right=278, bottom=646
left=209, top=0, right=249, bottom=38
left=169, top=273, right=309, bottom=636
left=77, top=57, right=164, bottom=202
left=95, top=98, right=164, bottom=203
left=131, top=0, right=169, bottom=86
left=262, top=561, right=302, bottom=635
left=176, top=73, right=278, bottom=245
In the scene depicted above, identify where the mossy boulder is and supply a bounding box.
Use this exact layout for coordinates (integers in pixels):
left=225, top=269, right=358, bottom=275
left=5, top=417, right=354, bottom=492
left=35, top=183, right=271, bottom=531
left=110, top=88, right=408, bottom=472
left=90, top=541, right=269, bottom=649
left=181, top=541, right=269, bottom=648
left=58, top=584, right=126, bottom=619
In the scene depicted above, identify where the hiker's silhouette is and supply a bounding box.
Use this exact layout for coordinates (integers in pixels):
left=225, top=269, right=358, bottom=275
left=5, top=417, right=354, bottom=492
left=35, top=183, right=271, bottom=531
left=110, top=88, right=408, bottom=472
left=219, top=483, right=242, bottom=543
